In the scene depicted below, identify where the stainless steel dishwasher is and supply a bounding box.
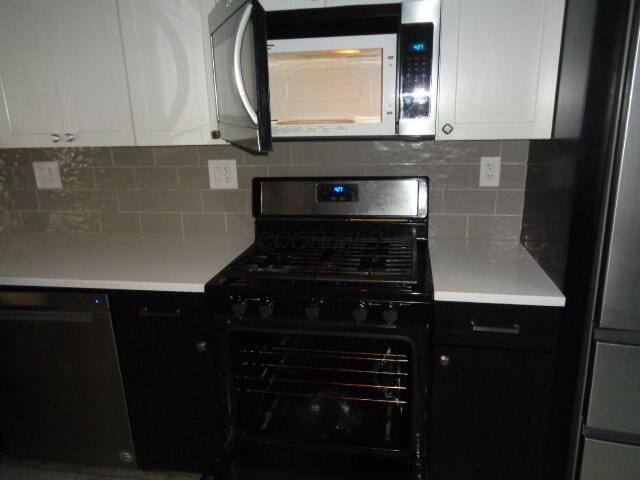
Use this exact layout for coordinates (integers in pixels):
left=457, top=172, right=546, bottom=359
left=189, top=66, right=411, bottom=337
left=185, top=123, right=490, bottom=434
left=0, top=290, right=136, bottom=468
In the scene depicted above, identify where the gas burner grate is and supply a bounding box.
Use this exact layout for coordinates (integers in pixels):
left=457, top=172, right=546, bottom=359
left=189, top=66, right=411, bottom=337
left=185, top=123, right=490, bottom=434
left=229, top=233, right=418, bottom=284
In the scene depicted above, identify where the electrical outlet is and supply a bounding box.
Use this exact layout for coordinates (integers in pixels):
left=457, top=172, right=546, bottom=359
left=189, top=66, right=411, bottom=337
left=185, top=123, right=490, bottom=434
left=479, top=156, right=501, bottom=187
left=208, top=159, right=238, bottom=189
left=33, top=161, right=62, bottom=189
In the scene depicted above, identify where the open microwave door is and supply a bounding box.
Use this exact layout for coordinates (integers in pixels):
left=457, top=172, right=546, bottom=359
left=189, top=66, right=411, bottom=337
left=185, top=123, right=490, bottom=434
left=209, top=0, right=271, bottom=152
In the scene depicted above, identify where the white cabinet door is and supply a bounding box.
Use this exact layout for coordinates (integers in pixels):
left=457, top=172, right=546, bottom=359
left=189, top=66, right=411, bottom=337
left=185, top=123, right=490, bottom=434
left=260, top=0, right=325, bottom=11
left=54, top=0, right=135, bottom=146
left=437, top=0, right=565, bottom=140
left=325, top=0, right=398, bottom=6
left=0, top=0, right=64, bottom=148
left=121, top=0, right=220, bottom=145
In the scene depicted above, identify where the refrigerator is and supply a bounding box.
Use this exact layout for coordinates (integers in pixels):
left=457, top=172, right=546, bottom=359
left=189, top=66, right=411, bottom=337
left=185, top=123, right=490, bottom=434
left=572, top=0, right=640, bottom=478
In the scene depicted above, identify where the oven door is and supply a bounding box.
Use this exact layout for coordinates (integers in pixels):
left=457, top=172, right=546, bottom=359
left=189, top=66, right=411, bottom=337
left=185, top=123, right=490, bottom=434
left=268, top=34, right=397, bottom=138
left=209, top=0, right=271, bottom=152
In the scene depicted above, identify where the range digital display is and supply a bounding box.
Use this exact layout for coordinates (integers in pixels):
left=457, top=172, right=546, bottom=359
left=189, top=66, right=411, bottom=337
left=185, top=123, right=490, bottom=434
left=410, top=42, right=427, bottom=53
left=317, top=183, right=359, bottom=202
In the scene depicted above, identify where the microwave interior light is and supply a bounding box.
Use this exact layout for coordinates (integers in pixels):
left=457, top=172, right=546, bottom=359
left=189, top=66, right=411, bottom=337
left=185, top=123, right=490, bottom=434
left=335, top=49, right=361, bottom=55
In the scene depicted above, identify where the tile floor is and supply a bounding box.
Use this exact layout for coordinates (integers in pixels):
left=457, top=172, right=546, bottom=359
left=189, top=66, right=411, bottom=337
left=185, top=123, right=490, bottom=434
left=0, top=457, right=200, bottom=480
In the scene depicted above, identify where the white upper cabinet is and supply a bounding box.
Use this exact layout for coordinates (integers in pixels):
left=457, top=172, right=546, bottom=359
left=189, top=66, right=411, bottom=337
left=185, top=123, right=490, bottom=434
left=0, top=0, right=134, bottom=148
left=120, top=0, right=222, bottom=145
left=260, top=0, right=325, bottom=10
left=0, top=0, right=65, bottom=148
left=54, top=0, right=135, bottom=147
left=437, top=0, right=566, bottom=140
left=325, top=0, right=398, bottom=6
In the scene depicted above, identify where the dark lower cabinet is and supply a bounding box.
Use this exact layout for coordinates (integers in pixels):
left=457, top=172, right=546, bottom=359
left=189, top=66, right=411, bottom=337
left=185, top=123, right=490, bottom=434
left=109, top=292, right=222, bottom=474
left=430, top=302, right=561, bottom=480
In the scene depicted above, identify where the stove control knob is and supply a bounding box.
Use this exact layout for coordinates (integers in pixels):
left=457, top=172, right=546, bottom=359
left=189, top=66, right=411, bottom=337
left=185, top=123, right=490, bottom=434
left=382, top=305, right=398, bottom=326
left=305, top=301, right=321, bottom=321
left=352, top=302, right=368, bottom=323
left=231, top=298, right=247, bottom=318
left=258, top=299, right=274, bottom=320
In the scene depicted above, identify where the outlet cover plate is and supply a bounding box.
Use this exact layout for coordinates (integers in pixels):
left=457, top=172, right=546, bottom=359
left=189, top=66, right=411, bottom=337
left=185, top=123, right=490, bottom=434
left=479, top=156, right=501, bottom=187
left=33, top=161, right=62, bottom=189
left=208, top=159, right=238, bottom=189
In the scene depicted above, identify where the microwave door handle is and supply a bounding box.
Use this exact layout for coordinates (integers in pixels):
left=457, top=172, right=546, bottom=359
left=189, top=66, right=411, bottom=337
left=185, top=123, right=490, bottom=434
left=233, top=3, right=258, bottom=125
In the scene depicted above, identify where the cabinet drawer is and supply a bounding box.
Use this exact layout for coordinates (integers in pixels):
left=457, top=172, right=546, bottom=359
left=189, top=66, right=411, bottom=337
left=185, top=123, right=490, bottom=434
left=434, top=302, right=561, bottom=351
left=108, top=292, right=209, bottom=332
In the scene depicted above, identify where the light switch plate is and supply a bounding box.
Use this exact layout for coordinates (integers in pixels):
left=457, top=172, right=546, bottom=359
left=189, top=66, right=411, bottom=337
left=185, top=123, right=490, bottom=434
left=208, top=159, right=238, bottom=189
left=479, top=156, right=501, bottom=187
left=33, top=161, right=62, bottom=189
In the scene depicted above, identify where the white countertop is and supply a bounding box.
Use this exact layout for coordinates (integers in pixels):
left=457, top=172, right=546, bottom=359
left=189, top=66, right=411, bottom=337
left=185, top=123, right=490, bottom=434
left=429, top=239, right=565, bottom=307
left=0, top=232, right=253, bottom=293
left=0, top=233, right=565, bottom=306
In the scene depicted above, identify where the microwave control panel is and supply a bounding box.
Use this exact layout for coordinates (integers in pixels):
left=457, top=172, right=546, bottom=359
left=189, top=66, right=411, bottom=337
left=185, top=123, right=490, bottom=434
left=399, top=23, right=434, bottom=122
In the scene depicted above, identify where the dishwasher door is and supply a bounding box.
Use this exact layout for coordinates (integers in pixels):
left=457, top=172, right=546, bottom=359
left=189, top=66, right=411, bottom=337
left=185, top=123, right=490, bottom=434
left=0, top=291, right=136, bottom=468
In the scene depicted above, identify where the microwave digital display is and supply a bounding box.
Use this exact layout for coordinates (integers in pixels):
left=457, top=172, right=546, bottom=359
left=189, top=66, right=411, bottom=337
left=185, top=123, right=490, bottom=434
left=410, top=42, right=427, bottom=52
left=317, top=183, right=359, bottom=202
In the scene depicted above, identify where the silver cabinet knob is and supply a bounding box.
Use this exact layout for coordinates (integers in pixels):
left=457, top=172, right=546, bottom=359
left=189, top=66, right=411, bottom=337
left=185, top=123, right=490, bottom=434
left=441, top=123, right=454, bottom=135
left=195, top=341, right=207, bottom=352
left=51, top=134, right=61, bottom=143
left=65, top=133, right=75, bottom=142
left=439, top=354, right=450, bottom=367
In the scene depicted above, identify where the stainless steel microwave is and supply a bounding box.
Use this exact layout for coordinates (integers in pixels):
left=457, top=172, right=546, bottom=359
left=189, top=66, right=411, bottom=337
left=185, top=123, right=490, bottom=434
left=208, top=0, right=440, bottom=152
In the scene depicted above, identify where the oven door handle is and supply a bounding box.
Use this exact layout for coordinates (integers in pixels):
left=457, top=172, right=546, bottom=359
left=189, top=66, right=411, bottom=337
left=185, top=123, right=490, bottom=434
left=470, top=320, right=521, bottom=335
left=233, top=3, right=258, bottom=125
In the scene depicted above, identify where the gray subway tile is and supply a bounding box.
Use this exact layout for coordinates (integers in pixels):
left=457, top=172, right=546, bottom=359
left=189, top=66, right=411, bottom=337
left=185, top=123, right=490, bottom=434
left=496, top=190, right=525, bottom=215
left=117, top=190, right=161, bottom=212
left=197, top=145, right=245, bottom=165
left=316, top=164, right=366, bottom=177
left=60, top=167, right=94, bottom=189
left=178, top=167, right=209, bottom=190
left=12, top=167, right=36, bottom=189
left=339, top=141, right=397, bottom=164
left=22, top=212, right=100, bottom=233
left=155, top=146, right=199, bottom=166
left=366, top=164, right=471, bottom=188
left=75, top=191, right=118, bottom=212
left=100, top=213, right=141, bottom=234
left=93, top=168, right=136, bottom=190
left=112, top=147, right=154, bottom=166
left=140, top=213, right=182, bottom=234
left=135, top=167, right=178, bottom=189
left=428, top=215, right=467, bottom=238
left=429, top=189, right=443, bottom=214
left=500, top=140, right=530, bottom=164
left=203, top=190, right=249, bottom=212
left=31, top=147, right=111, bottom=167
left=467, top=215, right=522, bottom=240
left=2, top=190, right=39, bottom=210
left=443, top=189, right=496, bottom=214
left=0, top=168, right=15, bottom=190
left=37, top=191, right=77, bottom=211
left=291, top=142, right=340, bottom=164
left=159, top=191, right=203, bottom=212
left=0, top=148, right=31, bottom=168
left=0, top=211, right=22, bottom=231
left=237, top=165, right=268, bottom=190
left=268, top=165, right=316, bottom=177
left=182, top=213, right=227, bottom=234
left=226, top=213, right=253, bottom=237
left=244, top=142, right=290, bottom=165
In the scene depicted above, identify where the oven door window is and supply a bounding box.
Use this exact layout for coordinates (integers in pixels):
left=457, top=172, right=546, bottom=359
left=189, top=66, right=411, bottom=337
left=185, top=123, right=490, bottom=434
left=267, top=34, right=397, bottom=137
left=229, top=331, right=414, bottom=453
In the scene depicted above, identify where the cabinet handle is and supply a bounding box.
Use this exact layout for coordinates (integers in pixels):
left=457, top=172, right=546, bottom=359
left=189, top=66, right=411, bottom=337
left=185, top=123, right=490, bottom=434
left=441, top=123, right=454, bottom=135
left=439, top=354, right=450, bottom=367
left=51, top=134, right=61, bottom=143
left=65, top=133, right=75, bottom=142
left=195, top=341, right=207, bottom=352
left=138, top=307, right=181, bottom=318
left=470, top=320, right=521, bottom=335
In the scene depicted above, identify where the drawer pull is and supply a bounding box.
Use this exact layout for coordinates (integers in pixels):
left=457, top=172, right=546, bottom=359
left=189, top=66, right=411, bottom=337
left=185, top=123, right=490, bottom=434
left=138, top=307, right=181, bottom=318
left=470, top=320, right=520, bottom=335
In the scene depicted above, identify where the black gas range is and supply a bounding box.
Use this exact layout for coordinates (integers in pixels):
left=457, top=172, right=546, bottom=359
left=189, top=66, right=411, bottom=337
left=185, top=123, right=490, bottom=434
left=206, top=177, right=433, bottom=480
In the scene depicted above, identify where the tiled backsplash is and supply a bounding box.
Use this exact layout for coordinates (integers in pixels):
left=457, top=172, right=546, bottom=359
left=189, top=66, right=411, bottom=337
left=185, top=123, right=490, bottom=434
left=0, top=140, right=528, bottom=239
